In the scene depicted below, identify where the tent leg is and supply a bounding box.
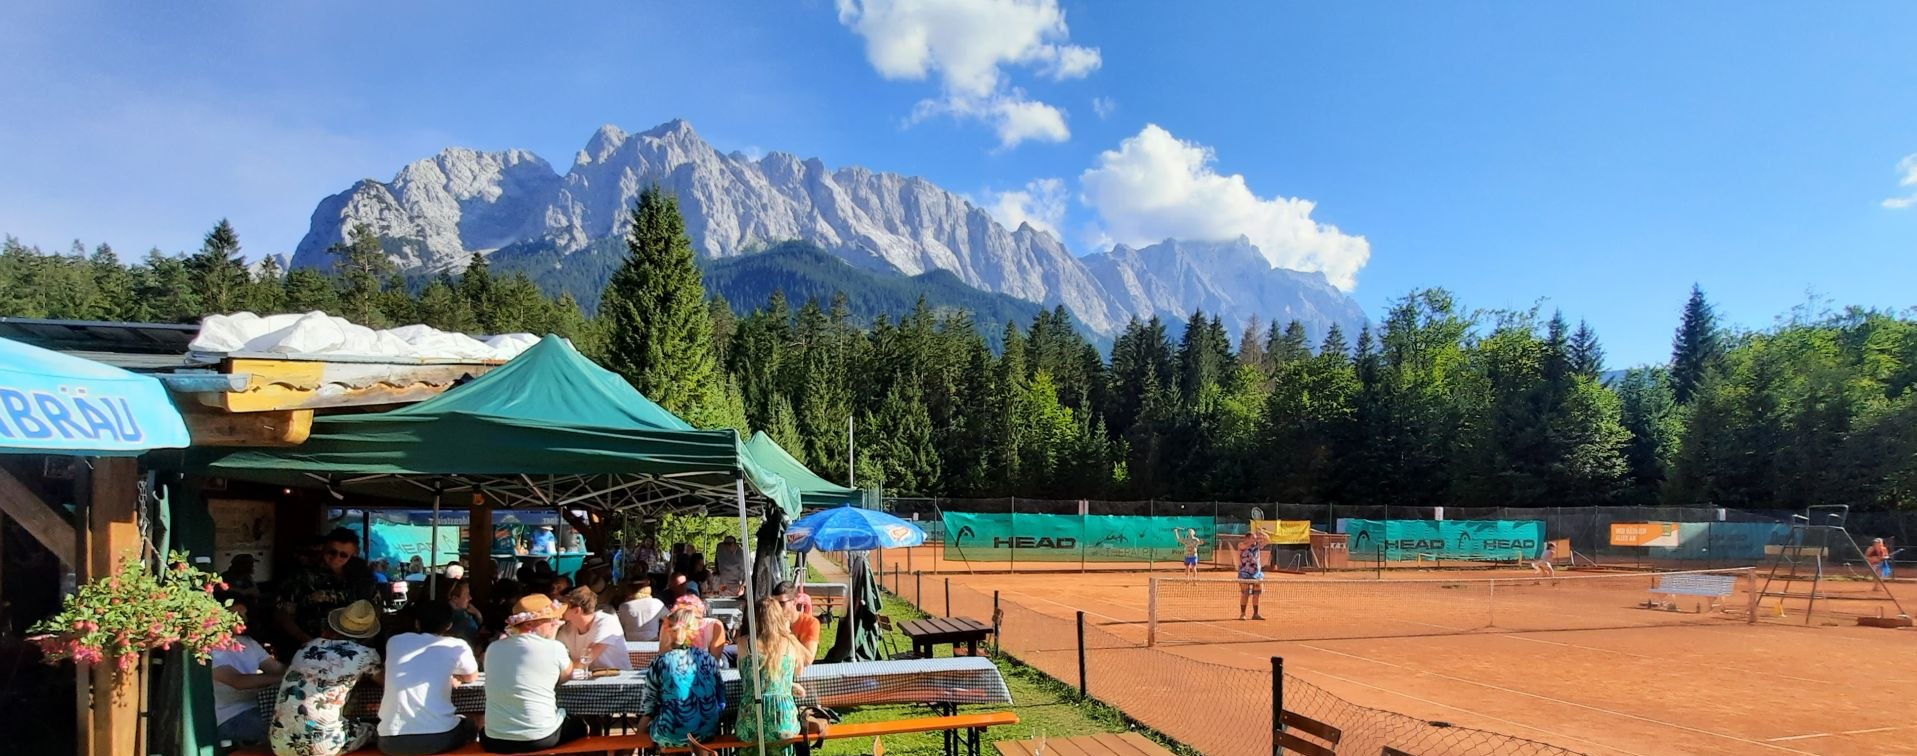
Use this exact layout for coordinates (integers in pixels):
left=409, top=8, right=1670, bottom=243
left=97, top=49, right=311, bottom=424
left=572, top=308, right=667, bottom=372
left=429, top=487, right=442, bottom=600
left=736, top=476, right=766, bottom=756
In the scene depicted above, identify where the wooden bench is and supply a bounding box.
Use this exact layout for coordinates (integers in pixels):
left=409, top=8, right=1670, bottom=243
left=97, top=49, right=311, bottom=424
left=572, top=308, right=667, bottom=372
left=229, top=733, right=651, bottom=756
left=1275, top=709, right=1343, bottom=756
left=1643, top=573, right=1738, bottom=612
left=657, top=711, right=1018, bottom=756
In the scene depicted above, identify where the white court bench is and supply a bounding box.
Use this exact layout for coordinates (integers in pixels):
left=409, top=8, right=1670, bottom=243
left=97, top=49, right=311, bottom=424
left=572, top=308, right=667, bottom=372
left=1642, top=573, right=1739, bottom=612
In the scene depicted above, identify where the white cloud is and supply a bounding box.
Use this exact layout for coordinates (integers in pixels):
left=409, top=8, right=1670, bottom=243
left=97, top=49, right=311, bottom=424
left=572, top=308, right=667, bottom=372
left=983, top=177, right=1067, bottom=237
left=836, top=0, right=1098, bottom=148
left=1090, top=96, right=1116, bottom=119
left=1079, top=124, right=1372, bottom=290
left=1883, top=154, right=1917, bottom=209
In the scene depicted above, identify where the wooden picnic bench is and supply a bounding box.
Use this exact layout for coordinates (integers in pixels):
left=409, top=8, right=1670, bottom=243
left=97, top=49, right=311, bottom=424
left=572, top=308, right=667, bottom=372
left=995, top=731, right=1172, bottom=755
left=229, top=734, right=650, bottom=756
left=657, top=711, right=1020, bottom=756
left=898, top=616, right=993, bottom=659
left=1642, top=572, right=1739, bottom=612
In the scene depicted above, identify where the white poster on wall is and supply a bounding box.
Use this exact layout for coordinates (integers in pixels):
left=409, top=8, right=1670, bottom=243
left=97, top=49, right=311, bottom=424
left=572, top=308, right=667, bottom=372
left=209, top=498, right=276, bottom=582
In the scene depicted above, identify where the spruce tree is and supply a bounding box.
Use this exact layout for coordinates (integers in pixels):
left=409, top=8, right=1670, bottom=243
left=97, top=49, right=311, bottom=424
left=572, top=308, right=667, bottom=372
left=330, top=223, right=391, bottom=327
left=188, top=219, right=249, bottom=314
left=283, top=268, right=341, bottom=313
left=1568, top=320, right=1605, bottom=378
left=1670, top=284, right=1722, bottom=404
left=246, top=255, right=287, bottom=314
left=599, top=186, right=731, bottom=428
left=1237, top=315, right=1267, bottom=372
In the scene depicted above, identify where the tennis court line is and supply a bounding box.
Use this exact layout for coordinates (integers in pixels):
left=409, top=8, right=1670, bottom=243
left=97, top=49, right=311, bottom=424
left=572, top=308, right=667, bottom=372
left=1293, top=642, right=1818, bottom=755
left=1767, top=724, right=1917, bottom=742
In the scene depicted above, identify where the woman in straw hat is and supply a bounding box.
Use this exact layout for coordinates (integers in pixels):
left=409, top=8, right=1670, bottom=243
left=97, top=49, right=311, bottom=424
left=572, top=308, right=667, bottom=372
left=480, top=594, right=588, bottom=753
left=268, top=599, right=384, bottom=756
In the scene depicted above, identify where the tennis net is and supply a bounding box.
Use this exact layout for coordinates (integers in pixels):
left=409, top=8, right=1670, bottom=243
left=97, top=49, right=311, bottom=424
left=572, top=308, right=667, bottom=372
left=1147, top=567, right=1757, bottom=645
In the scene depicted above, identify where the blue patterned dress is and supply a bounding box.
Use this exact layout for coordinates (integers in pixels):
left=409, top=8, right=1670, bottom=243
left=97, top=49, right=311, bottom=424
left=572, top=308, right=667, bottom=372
left=641, top=647, right=725, bottom=746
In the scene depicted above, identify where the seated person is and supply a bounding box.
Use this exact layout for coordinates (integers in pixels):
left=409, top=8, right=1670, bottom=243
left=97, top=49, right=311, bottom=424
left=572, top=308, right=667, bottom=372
left=774, top=582, right=822, bottom=660
left=442, top=580, right=484, bottom=648
left=639, top=607, right=726, bottom=748
left=710, top=537, right=747, bottom=597
left=657, top=595, right=727, bottom=663
left=734, top=596, right=808, bottom=747
left=377, top=602, right=480, bottom=756
left=268, top=600, right=384, bottom=756
left=209, top=597, right=286, bottom=746
left=618, top=583, right=667, bottom=642
left=481, top=595, right=586, bottom=754
left=555, top=587, right=631, bottom=670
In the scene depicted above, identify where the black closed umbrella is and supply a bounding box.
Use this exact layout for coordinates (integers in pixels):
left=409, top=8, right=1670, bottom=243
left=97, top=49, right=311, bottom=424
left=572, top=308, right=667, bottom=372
left=822, top=553, right=882, bottom=663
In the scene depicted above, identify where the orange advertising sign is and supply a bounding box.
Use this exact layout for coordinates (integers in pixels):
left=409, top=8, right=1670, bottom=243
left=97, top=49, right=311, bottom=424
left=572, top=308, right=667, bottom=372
left=1609, top=522, right=1681, bottom=548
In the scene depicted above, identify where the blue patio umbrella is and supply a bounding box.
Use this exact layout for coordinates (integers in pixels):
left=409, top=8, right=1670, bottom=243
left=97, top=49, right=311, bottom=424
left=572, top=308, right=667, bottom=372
left=0, top=336, right=190, bottom=455
left=784, top=504, right=927, bottom=552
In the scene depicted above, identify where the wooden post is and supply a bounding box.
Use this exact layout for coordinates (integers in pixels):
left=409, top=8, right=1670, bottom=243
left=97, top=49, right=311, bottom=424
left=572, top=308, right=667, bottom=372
left=1272, top=656, right=1285, bottom=755
left=469, top=492, right=495, bottom=606
left=87, top=457, right=141, bottom=756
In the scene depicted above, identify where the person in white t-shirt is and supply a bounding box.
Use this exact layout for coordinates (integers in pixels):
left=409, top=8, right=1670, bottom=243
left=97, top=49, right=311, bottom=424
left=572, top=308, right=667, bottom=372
left=376, top=601, right=480, bottom=755
left=555, top=587, right=631, bottom=670
left=209, top=598, right=286, bottom=746
left=617, top=583, right=667, bottom=642
left=481, top=594, right=585, bottom=754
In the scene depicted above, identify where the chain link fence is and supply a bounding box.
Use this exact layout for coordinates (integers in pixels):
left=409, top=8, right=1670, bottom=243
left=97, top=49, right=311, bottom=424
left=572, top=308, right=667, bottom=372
left=881, top=498, right=1917, bottom=574
left=890, top=572, right=1583, bottom=755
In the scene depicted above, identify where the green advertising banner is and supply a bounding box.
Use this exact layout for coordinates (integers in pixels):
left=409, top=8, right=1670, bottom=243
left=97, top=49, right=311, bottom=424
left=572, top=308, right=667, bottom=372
left=1343, top=519, right=1546, bottom=561
left=943, top=512, right=1216, bottom=562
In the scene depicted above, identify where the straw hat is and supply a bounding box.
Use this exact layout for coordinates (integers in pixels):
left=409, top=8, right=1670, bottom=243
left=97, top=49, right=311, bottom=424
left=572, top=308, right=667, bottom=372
left=327, top=600, right=381, bottom=639
left=506, top=594, right=564, bottom=628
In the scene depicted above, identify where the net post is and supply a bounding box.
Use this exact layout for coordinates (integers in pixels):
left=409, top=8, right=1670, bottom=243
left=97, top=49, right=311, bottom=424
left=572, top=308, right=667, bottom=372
left=1746, top=567, right=1758, bottom=624
left=1009, top=496, right=1018, bottom=574
left=1075, top=610, right=1088, bottom=697
left=1147, top=577, right=1158, bottom=647
left=1488, top=577, right=1496, bottom=628
left=944, top=577, right=951, bottom=617
left=1376, top=544, right=1384, bottom=579
left=1271, top=655, right=1285, bottom=756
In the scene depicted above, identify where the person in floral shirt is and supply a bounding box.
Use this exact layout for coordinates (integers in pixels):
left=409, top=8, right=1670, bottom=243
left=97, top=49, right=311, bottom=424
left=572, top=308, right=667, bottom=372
left=269, top=600, right=384, bottom=756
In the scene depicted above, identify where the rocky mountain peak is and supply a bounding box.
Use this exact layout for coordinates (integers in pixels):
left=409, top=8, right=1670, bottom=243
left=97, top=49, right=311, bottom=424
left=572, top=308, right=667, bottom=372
left=290, top=119, right=1368, bottom=343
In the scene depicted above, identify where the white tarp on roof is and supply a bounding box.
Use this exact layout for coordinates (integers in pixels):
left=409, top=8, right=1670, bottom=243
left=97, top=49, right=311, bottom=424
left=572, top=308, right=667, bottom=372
left=189, top=312, right=539, bottom=363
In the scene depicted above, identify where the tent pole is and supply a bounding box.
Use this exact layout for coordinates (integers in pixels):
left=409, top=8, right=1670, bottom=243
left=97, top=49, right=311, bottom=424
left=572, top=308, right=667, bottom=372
left=429, top=484, right=442, bottom=599
left=736, top=475, right=765, bottom=756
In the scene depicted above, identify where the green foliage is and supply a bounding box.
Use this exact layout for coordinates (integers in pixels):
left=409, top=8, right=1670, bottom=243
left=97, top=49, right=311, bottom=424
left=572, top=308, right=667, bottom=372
left=27, top=552, right=244, bottom=668
left=6, top=217, right=1917, bottom=512
left=600, top=186, right=734, bottom=429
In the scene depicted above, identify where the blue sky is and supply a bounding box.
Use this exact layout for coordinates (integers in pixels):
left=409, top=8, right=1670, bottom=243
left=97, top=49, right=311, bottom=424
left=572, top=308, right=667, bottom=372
left=1, top=1, right=1912, bottom=367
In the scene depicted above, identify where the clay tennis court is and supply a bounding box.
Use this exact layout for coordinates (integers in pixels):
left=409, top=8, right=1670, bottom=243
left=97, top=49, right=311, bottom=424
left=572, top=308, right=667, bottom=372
left=913, top=566, right=1917, bottom=756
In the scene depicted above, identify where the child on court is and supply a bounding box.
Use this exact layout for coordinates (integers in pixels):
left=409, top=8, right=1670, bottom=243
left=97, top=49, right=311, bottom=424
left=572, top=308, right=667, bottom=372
left=1177, top=528, right=1206, bottom=576
left=1532, top=541, right=1557, bottom=579
left=1238, top=530, right=1268, bottom=620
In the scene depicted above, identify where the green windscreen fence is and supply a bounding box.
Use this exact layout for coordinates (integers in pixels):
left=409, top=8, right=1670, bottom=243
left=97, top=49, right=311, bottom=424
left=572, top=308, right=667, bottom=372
left=1343, top=519, right=1546, bottom=561
left=942, top=512, right=1217, bottom=562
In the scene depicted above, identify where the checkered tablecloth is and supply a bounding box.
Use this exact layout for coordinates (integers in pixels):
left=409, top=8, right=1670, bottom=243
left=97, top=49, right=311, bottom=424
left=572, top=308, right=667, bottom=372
left=254, top=655, right=1009, bottom=720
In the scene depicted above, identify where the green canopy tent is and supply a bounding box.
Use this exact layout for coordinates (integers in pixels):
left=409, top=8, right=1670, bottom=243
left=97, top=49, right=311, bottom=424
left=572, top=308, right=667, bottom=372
left=743, top=431, right=860, bottom=509
left=191, top=335, right=798, bottom=520
left=187, top=335, right=800, bottom=753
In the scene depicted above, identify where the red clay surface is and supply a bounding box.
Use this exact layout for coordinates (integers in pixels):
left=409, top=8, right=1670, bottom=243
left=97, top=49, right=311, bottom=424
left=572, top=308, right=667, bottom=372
left=916, top=566, right=1917, bottom=756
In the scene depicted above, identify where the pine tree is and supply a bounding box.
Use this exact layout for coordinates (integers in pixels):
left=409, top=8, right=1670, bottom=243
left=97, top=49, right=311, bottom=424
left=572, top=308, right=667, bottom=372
left=1237, top=315, right=1267, bottom=373
left=459, top=252, right=496, bottom=329
left=246, top=255, right=287, bottom=314
left=330, top=223, right=391, bottom=327
left=598, top=186, right=731, bottom=428
left=1568, top=320, right=1604, bottom=378
left=1670, top=284, right=1722, bottom=404
left=283, top=268, right=341, bottom=313
left=89, top=244, right=135, bottom=320
left=415, top=274, right=475, bottom=332
left=135, top=249, right=201, bottom=322
left=187, top=219, right=249, bottom=314
left=1615, top=367, right=1679, bottom=504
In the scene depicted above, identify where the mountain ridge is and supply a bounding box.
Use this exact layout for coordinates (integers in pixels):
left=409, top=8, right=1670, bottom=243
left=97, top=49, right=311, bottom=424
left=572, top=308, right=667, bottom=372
left=291, top=119, right=1368, bottom=344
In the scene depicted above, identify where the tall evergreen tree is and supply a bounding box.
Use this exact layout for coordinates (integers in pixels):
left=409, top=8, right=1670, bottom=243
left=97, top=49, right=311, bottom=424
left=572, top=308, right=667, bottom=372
left=330, top=223, right=391, bottom=327
left=245, top=255, right=288, bottom=314
left=187, top=219, right=249, bottom=314
left=283, top=267, right=341, bottom=313
left=1568, top=320, right=1604, bottom=378
left=1670, top=284, right=1722, bottom=404
left=598, top=186, right=733, bottom=428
